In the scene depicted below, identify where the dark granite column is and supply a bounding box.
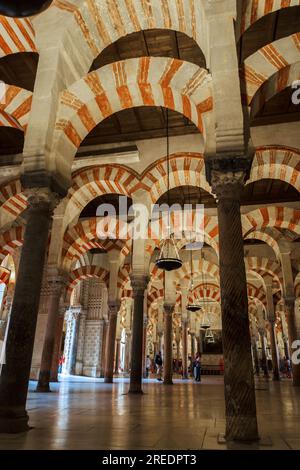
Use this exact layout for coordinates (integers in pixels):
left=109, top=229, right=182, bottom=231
left=104, top=302, right=119, bottom=383
left=268, top=320, right=280, bottom=381
left=50, top=306, right=65, bottom=382
left=0, top=189, right=58, bottom=433
left=36, top=270, right=66, bottom=392
left=114, top=338, right=120, bottom=374
left=181, top=319, right=188, bottom=379
left=207, top=158, right=259, bottom=442
left=163, top=304, right=174, bottom=385
left=100, top=320, right=109, bottom=377
left=251, top=336, right=260, bottom=376
left=259, top=328, right=269, bottom=378
left=129, top=275, right=148, bottom=393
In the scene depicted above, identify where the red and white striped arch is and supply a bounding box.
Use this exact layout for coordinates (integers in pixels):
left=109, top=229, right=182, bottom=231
left=0, top=178, right=27, bottom=229
left=64, top=164, right=139, bottom=230
left=62, top=217, right=130, bottom=270
left=239, top=0, right=300, bottom=36
left=0, top=85, right=32, bottom=131
left=242, top=206, right=300, bottom=236
left=174, top=258, right=220, bottom=283
left=247, top=283, right=267, bottom=307
left=242, top=33, right=300, bottom=105
left=54, top=56, right=213, bottom=175
left=66, top=265, right=109, bottom=301
left=141, top=153, right=211, bottom=203
left=190, top=282, right=220, bottom=303
left=248, top=146, right=300, bottom=192
left=0, top=266, right=10, bottom=286
left=245, top=256, right=283, bottom=290
left=244, top=228, right=281, bottom=258
left=251, top=62, right=300, bottom=117
left=55, top=0, right=207, bottom=68
left=0, top=225, right=24, bottom=261
left=0, top=16, right=36, bottom=57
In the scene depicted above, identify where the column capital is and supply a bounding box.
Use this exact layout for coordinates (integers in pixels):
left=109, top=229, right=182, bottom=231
left=130, top=274, right=149, bottom=296
left=107, top=300, right=120, bottom=317
left=164, top=303, right=175, bottom=316
left=24, top=187, right=61, bottom=213
left=205, top=156, right=251, bottom=198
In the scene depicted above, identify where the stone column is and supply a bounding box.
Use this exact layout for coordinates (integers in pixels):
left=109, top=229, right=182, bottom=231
left=251, top=337, right=260, bottom=376
left=100, top=320, right=109, bottom=377
left=129, top=275, right=148, bottom=393
left=285, top=298, right=300, bottom=386
left=104, top=302, right=119, bottom=383
left=114, top=338, right=120, bottom=374
left=163, top=304, right=174, bottom=385
left=96, top=319, right=105, bottom=377
left=50, top=305, right=66, bottom=382
left=142, top=316, right=148, bottom=379
left=124, top=331, right=132, bottom=374
left=36, top=270, right=66, bottom=392
left=62, top=308, right=80, bottom=375
left=207, top=160, right=259, bottom=442
left=265, top=282, right=280, bottom=381
left=190, top=332, right=195, bottom=360
left=75, top=311, right=87, bottom=376
left=258, top=328, right=269, bottom=378
left=0, top=189, right=58, bottom=433
left=182, top=319, right=188, bottom=379
left=268, top=320, right=280, bottom=381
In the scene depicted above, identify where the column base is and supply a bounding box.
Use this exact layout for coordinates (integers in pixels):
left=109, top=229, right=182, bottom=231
left=104, top=377, right=113, bottom=383
left=0, top=409, right=30, bottom=434
left=35, top=383, right=51, bottom=393
left=163, top=380, right=173, bottom=385
left=225, top=416, right=259, bottom=442
left=128, top=389, right=143, bottom=394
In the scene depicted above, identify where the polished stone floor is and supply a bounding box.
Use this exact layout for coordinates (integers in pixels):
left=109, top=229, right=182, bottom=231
left=0, top=375, right=300, bottom=450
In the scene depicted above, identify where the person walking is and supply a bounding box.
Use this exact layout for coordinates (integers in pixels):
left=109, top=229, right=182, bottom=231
left=155, top=351, right=163, bottom=381
left=194, top=352, right=201, bottom=382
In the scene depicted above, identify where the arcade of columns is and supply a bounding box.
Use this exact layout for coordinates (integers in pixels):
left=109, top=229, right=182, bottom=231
left=0, top=0, right=299, bottom=443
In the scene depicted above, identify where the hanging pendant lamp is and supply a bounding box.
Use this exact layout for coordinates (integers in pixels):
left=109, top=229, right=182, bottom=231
left=205, top=329, right=214, bottom=343
left=155, top=108, right=182, bottom=272
left=0, top=1, right=52, bottom=17
left=156, top=233, right=182, bottom=271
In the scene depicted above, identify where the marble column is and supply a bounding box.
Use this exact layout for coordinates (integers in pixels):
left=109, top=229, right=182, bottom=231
left=114, top=338, right=120, bottom=374
left=96, top=319, right=105, bottom=377
left=163, top=304, right=174, bottom=385
left=190, top=333, right=195, bottom=360
left=104, top=302, right=119, bottom=383
left=265, top=284, right=280, bottom=381
left=268, top=320, right=280, bottom=381
left=182, top=319, right=188, bottom=379
left=259, top=328, right=269, bottom=378
left=251, top=337, right=260, bottom=376
left=129, top=275, right=148, bottom=393
left=0, top=189, right=58, bottom=433
left=285, top=298, right=300, bottom=386
left=142, top=316, right=148, bottom=379
left=100, top=320, right=109, bottom=378
left=208, top=160, right=259, bottom=442
left=62, top=309, right=80, bottom=375
left=74, top=310, right=87, bottom=376
left=36, top=270, right=66, bottom=392
left=50, top=305, right=66, bottom=382
left=124, top=331, right=132, bottom=374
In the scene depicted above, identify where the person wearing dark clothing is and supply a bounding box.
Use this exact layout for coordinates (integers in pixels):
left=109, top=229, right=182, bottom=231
left=155, top=351, right=163, bottom=381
